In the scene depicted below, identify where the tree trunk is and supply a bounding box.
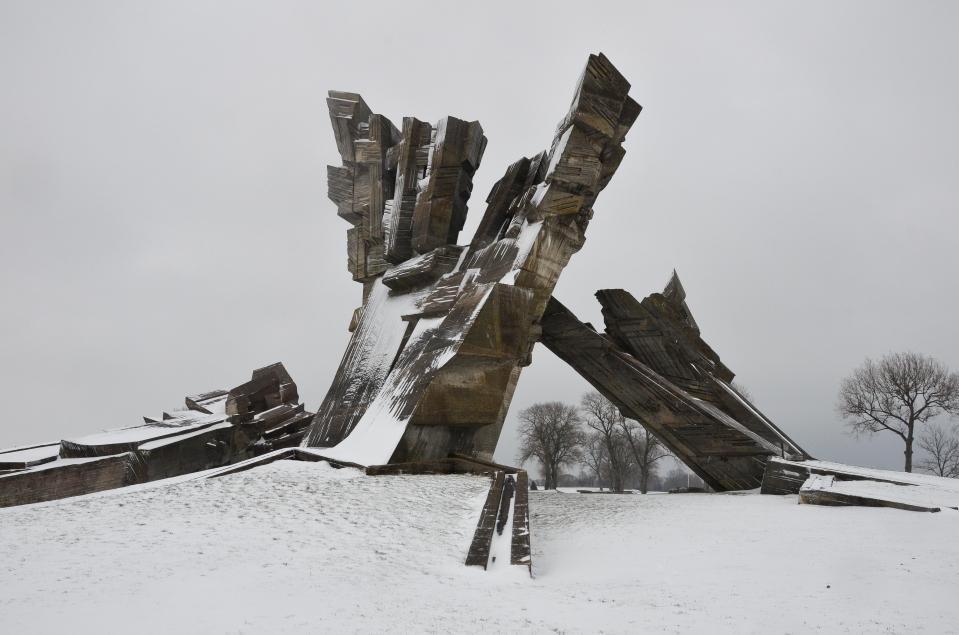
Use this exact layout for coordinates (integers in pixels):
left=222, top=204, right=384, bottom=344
left=604, top=435, right=624, bottom=493
left=903, top=417, right=916, bottom=472
left=640, top=442, right=650, bottom=494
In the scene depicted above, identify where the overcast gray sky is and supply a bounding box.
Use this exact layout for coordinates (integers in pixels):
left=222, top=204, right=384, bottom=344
left=2, top=1, right=957, bottom=473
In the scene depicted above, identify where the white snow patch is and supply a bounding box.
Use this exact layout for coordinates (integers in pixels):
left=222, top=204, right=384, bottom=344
left=486, top=486, right=515, bottom=572
left=1, top=468, right=957, bottom=633
left=0, top=443, right=60, bottom=465
left=63, top=415, right=223, bottom=447
left=801, top=471, right=959, bottom=510
left=799, top=459, right=959, bottom=488
left=0, top=461, right=491, bottom=633
left=318, top=314, right=451, bottom=466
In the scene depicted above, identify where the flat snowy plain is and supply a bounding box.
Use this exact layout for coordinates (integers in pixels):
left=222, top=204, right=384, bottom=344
left=1, top=460, right=957, bottom=634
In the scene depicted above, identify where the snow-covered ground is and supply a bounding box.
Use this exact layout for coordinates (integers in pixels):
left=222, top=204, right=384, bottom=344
left=797, top=459, right=959, bottom=509
left=1, top=461, right=957, bottom=634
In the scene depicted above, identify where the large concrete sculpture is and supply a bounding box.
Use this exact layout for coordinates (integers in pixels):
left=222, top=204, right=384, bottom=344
left=3, top=52, right=943, bottom=517
left=303, top=53, right=641, bottom=466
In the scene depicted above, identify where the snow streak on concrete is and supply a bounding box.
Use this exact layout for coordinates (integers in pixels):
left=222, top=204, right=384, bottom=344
left=1, top=463, right=957, bottom=633
left=486, top=483, right=515, bottom=571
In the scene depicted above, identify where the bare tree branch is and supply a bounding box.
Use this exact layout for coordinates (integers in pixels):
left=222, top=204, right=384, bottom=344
left=581, top=391, right=633, bottom=492
left=917, top=422, right=959, bottom=478
left=619, top=418, right=669, bottom=493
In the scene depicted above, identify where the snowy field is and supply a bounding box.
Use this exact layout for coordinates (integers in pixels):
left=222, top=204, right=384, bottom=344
left=1, top=461, right=957, bottom=634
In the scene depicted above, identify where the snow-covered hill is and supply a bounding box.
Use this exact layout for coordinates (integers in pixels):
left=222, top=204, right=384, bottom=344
left=1, top=461, right=957, bottom=633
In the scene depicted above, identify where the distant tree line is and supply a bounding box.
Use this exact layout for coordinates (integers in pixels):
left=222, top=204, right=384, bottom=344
left=520, top=352, right=959, bottom=488
left=516, top=391, right=703, bottom=492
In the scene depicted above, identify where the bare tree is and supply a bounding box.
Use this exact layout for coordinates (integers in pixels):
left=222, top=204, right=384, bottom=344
left=516, top=402, right=583, bottom=489
left=837, top=352, right=959, bottom=472
left=581, top=431, right=610, bottom=490
left=620, top=419, right=670, bottom=493
left=917, top=423, right=959, bottom=478
left=581, top=391, right=631, bottom=492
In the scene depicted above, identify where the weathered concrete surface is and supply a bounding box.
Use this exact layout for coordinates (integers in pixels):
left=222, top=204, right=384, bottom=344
left=540, top=276, right=808, bottom=491
left=305, top=53, right=640, bottom=466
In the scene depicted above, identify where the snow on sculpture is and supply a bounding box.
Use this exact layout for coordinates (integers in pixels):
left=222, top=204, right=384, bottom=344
left=303, top=53, right=641, bottom=466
